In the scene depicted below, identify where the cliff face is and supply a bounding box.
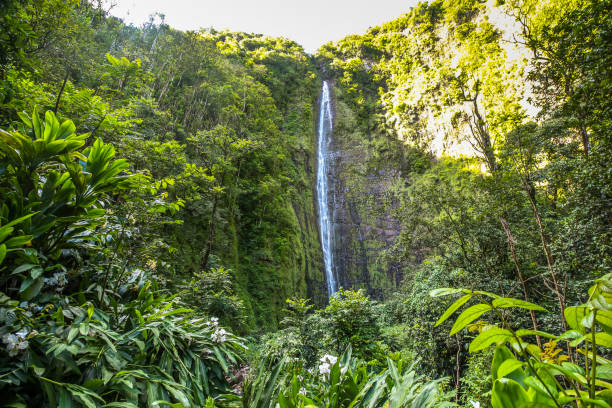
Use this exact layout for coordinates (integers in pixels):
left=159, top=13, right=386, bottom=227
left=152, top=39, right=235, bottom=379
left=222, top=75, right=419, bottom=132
left=323, top=86, right=411, bottom=297
left=284, top=93, right=328, bottom=308
left=314, top=0, right=535, bottom=297
left=170, top=32, right=330, bottom=327
left=234, top=76, right=328, bottom=324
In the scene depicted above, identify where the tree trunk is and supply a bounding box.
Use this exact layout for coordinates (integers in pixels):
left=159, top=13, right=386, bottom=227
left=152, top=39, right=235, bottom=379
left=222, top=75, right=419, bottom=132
left=201, top=171, right=227, bottom=271
left=500, top=216, right=542, bottom=347
left=53, top=68, right=70, bottom=114
left=524, top=180, right=567, bottom=331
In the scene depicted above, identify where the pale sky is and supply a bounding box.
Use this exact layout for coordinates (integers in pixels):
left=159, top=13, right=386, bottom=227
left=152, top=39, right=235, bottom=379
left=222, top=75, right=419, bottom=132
left=110, top=0, right=420, bottom=53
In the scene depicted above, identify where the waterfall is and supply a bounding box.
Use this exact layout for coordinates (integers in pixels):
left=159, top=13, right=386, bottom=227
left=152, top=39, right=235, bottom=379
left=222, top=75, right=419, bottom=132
left=317, top=81, right=337, bottom=296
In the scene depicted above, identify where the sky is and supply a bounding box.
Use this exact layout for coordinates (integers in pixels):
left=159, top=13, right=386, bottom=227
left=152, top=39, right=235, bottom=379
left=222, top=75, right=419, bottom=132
left=109, top=0, right=420, bottom=53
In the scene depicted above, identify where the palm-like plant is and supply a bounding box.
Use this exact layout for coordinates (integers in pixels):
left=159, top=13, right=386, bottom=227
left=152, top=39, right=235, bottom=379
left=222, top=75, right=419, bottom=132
left=0, top=111, right=247, bottom=406
left=244, top=347, right=453, bottom=408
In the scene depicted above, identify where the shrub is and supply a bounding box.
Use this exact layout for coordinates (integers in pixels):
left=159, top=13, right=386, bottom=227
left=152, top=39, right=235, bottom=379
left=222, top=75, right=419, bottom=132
left=433, top=274, right=612, bottom=408
left=244, top=347, right=454, bottom=408
left=0, top=110, right=246, bottom=406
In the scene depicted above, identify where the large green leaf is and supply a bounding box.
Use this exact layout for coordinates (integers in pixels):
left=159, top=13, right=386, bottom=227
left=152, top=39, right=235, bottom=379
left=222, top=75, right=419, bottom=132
left=492, top=378, right=530, bottom=408
left=435, top=293, right=473, bottom=327
left=594, top=332, right=612, bottom=348
left=565, top=306, right=588, bottom=332
left=20, top=277, right=44, bottom=300
left=411, top=381, right=441, bottom=408
left=597, top=311, right=612, bottom=331
left=470, top=328, right=513, bottom=352
left=429, top=288, right=464, bottom=297
left=597, top=364, right=612, bottom=380
left=493, top=346, right=520, bottom=381
left=492, top=297, right=547, bottom=312
left=450, top=304, right=492, bottom=335
left=497, top=359, right=524, bottom=379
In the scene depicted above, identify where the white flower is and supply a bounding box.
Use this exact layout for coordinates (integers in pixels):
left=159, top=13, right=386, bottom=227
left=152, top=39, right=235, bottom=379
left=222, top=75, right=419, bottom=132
left=320, top=354, right=338, bottom=365
left=2, top=333, right=17, bottom=348
left=299, top=387, right=306, bottom=395
left=55, top=272, right=66, bottom=283
left=128, top=268, right=144, bottom=283
left=44, top=271, right=67, bottom=291
left=211, top=328, right=227, bottom=343
left=207, top=317, right=219, bottom=328
left=44, top=277, right=57, bottom=285
left=2, top=330, right=29, bottom=356
left=15, top=329, right=28, bottom=340
left=470, top=401, right=480, bottom=408
left=318, top=362, right=330, bottom=376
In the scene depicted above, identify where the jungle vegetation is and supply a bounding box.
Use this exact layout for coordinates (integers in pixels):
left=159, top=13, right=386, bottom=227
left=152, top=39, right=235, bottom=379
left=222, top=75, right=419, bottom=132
left=0, top=0, right=610, bottom=406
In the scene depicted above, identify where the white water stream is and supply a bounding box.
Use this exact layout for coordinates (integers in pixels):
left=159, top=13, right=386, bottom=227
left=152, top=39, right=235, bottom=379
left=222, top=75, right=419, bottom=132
left=317, top=81, right=337, bottom=296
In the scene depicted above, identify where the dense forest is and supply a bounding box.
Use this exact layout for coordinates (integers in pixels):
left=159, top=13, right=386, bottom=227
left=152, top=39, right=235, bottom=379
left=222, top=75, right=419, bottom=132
left=0, top=0, right=610, bottom=406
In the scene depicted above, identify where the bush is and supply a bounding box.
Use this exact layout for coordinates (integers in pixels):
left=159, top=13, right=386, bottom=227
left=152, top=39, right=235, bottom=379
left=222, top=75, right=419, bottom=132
left=0, top=110, right=246, bottom=406
left=433, top=274, right=612, bottom=408
left=185, top=267, right=249, bottom=334
left=244, top=347, right=454, bottom=408
left=324, top=288, right=385, bottom=361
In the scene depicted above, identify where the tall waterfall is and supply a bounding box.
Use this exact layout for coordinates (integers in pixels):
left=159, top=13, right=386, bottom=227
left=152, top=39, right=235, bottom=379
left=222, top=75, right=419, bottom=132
left=317, top=81, right=337, bottom=296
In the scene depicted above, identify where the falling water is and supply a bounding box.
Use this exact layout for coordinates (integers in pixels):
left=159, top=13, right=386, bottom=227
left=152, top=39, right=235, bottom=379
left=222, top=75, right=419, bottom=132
left=317, top=81, right=337, bottom=296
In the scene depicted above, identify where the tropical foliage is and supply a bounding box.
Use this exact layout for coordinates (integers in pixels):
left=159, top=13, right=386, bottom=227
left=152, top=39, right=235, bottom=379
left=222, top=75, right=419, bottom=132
left=245, top=348, right=453, bottom=408
left=433, top=274, right=612, bottom=408
left=0, top=0, right=610, bottom=406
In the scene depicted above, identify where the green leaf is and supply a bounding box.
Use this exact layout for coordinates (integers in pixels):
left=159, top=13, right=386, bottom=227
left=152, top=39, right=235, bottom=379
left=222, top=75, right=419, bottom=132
left=67, top=327, right=79, bottom=343
left=31, top=364, right=45, bottom=376
left=435, top=293, right=473, bottom=327
left=0, top=226, right=13, bottom=243
left=20, top=277, right=43, bottom=300
left=82, top=379, right=104, bottom=390
left=4, top=235, right=33, bottom=247
left=558, top=330, right=584, bottom=340
left=12, top=263, right=37, bottom=275
left=58, top=388, right=72, bottom=408
left=569, top=335, right=587, bottom=347
left=493, top=346, right=516, bottom=380
left=32, top=108, right=43, bottom=139
left=491, top=378, right=530, bottom=408
left=30, top=267, right=44, bottom=279
left=450, top=304, right=492, bottom=335
left=497, top=359, right=524, bottom=379
left=597, top=364, right=612, bottom=380
left=470, top=328, right=513, bottom=352
left=565, top=306, right=588, bottom=332
left=17, top=111, right=32, bottom=128
left=492, top=297, right=547, bottom=312
left=597, top=311, right=612, bottom=330
left=515, top=329, right=558, bottom=339
left=582, top=311, right=595, bottom=328
left=46, top=140, right=68, bottom=154
left=44, top=111, right=56, bottom=142
left=430, top=288, right=463, bottom=297
left=3, top=212, right=37, bottom=229
left=594, top=332, right=612, bottom=348
left=57, top=119, right=76, bottom=139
